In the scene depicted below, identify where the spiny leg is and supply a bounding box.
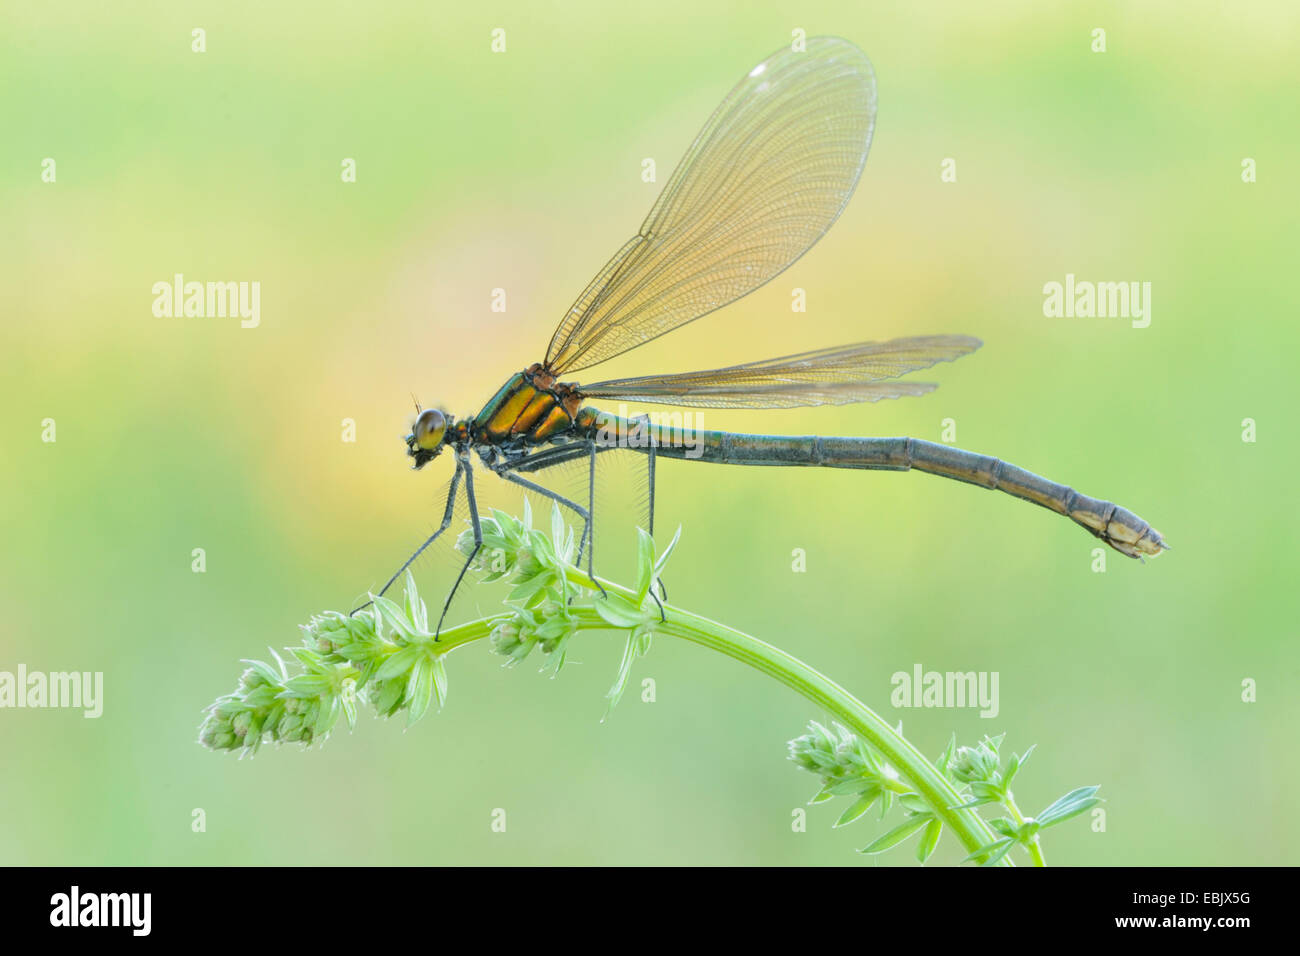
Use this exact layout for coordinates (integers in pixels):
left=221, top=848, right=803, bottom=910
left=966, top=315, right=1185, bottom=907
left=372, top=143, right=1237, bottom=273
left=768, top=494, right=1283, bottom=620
left=506, top=436, right=621, bottom=476
left=500, top=471, right=589, bottom=550
left=644, top=439, right=665, bottom=623
left=584, top=439, right=598, bottom=582
left=436, top=456, right=482, bottom=638
left=634, top=413, right=668, bottom=611
left=352, top=462, right=463, bottom=616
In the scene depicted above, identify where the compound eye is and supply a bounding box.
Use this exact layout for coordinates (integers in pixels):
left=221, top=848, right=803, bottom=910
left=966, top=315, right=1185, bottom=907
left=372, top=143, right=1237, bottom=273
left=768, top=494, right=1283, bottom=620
left=412, top=408, right=446, bottom=450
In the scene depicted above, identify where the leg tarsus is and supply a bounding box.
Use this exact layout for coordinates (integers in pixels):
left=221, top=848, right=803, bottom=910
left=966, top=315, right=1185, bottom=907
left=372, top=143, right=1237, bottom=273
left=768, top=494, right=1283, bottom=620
left=641, top=417, right=666, bottom=606
left=584, top=440, right=607, bottom=597
left=649, top=587, right=666, bottom=622
left=436, top=543, right=480, bottom=639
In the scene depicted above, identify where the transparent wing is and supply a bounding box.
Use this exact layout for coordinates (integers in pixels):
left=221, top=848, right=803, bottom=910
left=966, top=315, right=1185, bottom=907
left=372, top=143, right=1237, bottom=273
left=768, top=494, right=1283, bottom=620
left=545, top=37, right=877, bottom=375
left=576, top=335, right=981, bottom=409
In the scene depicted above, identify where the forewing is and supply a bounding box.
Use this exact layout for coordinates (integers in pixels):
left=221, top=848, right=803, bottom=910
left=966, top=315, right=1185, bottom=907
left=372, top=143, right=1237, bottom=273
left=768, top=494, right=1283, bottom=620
left=576, top=335, right=981, bottom=409
left=545, top=37, right=877, bottom=374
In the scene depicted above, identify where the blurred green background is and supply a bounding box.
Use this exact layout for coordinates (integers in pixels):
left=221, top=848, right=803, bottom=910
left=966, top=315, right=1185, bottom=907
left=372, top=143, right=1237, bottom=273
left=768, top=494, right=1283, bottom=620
left=2, top=1, right=1297, bottom=865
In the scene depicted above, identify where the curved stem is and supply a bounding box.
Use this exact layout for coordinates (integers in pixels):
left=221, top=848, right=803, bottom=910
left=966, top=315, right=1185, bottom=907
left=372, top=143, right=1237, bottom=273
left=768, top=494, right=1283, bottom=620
left=437, top=565, right=1009, bottom=865
left=430, top=613, right=512, bottom=654
left=655, top=607, right=1007, bottom=865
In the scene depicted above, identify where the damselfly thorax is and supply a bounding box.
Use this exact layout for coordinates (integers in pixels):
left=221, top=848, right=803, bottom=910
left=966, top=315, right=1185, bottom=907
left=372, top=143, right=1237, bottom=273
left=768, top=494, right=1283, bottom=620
left=406, top=363, right=597, bottom=465
left=470, top=364, right=592, bottom=446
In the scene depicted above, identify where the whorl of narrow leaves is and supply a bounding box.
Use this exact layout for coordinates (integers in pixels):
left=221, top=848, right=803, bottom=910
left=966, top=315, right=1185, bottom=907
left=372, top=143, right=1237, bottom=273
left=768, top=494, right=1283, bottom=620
left=458, top=501, right=674, bottom=710
left=462, top=502, right=584, bottom=675
left=199, top=572, right=449, bottom=755
left=789, top=721, right=946, bottom=862
left=200, top=502, right=674, bottom=755
left=790, top=724, right=1102, bottom=867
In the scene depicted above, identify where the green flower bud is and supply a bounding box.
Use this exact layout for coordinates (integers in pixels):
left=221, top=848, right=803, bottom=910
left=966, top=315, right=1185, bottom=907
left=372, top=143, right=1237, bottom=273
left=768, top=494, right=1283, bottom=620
left=952, top=743, right=999, bottom=783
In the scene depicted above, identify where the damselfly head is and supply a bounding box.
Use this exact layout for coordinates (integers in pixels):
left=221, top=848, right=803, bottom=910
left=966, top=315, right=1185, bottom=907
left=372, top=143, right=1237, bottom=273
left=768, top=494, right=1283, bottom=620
left=406, top=407, right=449, bottom=469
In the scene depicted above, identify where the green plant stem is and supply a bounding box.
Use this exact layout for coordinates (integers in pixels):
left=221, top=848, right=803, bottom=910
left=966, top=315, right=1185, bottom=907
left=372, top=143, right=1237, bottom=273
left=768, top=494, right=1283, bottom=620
left=430, top=613, right=513, bottom=654
left=563, top=566, right=1009, bottom=864
left=656, top=609, right=1005, bottom=864
left=413, top=563, right=1008, bottom=864
left=1004, top=792, right=1047, bottom=867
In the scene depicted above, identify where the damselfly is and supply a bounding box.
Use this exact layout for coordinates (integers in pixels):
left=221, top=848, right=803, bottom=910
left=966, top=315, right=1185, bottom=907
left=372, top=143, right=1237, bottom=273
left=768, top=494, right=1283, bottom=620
left=369, top=36, right=1166, bottom=629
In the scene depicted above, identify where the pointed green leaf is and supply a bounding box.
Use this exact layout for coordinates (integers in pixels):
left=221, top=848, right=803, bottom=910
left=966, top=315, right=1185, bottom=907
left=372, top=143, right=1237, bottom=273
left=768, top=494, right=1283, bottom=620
left=825, top=777, right=874, bottom=796
left=594, top=593, right=650, bottom=628
left=1038, top=785, right=1102, bottom=827
left=405, top=656, right=434, bottom=726
left=550, top=504, right=565, bottom=556
left=603, top=633, right=638, bottom=720
left=964, top=837, right=1015, bottom=866
left=936, top=732, right=957, bottom=775
left=371, top=593, right=416, bottom=640
left=989, top=816, right=1019, bottom=838
left=241, top=658, right=285, bottom=686
left=917, top=818, right=943, bottom=863
left=286, top=646, right=323, bottom=668
left=949, top=797, right=994, bottom=811
left=431, top=658, right=448, bottom=711
left=859, top=815, right=931, bottom=855
left=833, top=789, right=880, bottom=828
left=1018, top=743, right=1036, bottom=770
left=403, top=570, right=428, bottom=632
left=899, top=793, right=929, bottom=814
left=653, top=526, right=683, bottom=576
left=374, top=644, right=422, bottom=681
left=507, top=574, right=550, bottom=605
left=634, top=528, right=655, bottom=603
left=281, top=674, right=332, bottom=696
left=315, top=695, right=342, bottom=736
left=1004, top=753, right=1021, bottom=788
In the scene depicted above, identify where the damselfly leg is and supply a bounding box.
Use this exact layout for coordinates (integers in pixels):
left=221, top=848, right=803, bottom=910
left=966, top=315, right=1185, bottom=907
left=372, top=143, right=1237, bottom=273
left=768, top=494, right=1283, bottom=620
left=632, top=413, right=668, bottom=607
left=352, top=462, right=464, bottom=616
left=435, top=452, right=483, bottom=637
left=499, top=470, right=604, bottom=599
left=499, top=440, right=608, bottom=598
